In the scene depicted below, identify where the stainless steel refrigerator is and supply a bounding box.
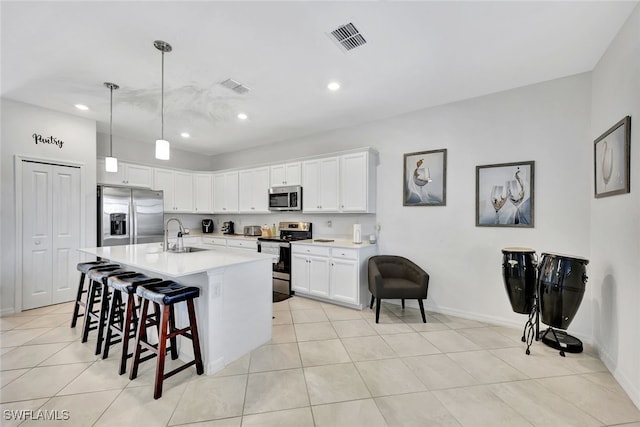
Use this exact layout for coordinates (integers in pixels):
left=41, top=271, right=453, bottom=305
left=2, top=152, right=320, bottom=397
left=97, top=185, right=164, bottom=247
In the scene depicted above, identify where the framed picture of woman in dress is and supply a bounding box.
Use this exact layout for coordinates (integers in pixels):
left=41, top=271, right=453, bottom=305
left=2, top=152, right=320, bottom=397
left=476, top=160, right=535, bottom=227
left=403, top=149, right=447, bottom=206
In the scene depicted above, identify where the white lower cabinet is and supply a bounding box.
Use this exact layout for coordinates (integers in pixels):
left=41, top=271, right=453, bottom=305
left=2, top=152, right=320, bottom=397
left=291, top=243, right=376, bottom=308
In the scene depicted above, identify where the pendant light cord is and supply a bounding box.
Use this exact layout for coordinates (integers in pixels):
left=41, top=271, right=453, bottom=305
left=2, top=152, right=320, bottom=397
left=161, top=50, right=165, bottom=140
left=109, top=85, right=114, bottom=156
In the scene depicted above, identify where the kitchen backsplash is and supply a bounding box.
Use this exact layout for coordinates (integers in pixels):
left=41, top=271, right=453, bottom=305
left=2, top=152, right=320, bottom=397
left=169, top=212, right=377, bottom=240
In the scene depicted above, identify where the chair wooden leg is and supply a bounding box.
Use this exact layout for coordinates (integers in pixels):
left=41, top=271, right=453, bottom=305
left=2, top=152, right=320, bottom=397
left=168, top=305, right=178, bottom=360
left=70, top=273, right=86, bottom=328
left=81, top=280, right=98, bottom=343
left=375, top=298, right=381, bottom=323
left=417, top=299, right=426, bottom=323
left=94, top=282, right=110, bottom=355
left=118, top=294, right=135, bottom=375
left=154, top=305, right=170, bottom=400
left=102, top=289, right=122, bottom=359
left=129, top=299, right=149, bottom=381
left=370, top=295, right=375, bottom=309
left=186, top=299, right=204, bottom=375
left=401, top=299, right=405, bottom=309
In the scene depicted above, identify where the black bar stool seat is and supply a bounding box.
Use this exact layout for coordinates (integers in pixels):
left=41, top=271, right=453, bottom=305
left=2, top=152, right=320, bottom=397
left=81, top=265, right=137, bottom=355
left=70, top=261, right=114, bottom=328
left=130, top=280, right=204, bottom=399
left=103, top=274, right=163, bottom=374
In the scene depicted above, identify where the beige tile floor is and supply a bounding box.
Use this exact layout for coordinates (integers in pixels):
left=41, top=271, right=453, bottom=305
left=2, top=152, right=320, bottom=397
left=1, top=297, right=639, bottom=427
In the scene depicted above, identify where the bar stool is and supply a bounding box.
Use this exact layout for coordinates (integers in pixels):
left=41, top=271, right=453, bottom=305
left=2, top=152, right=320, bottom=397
left=71, top=260, right=108, bottom=328
left=81, top=265, right=136, bottom=355
left=103, top=273, right=163, bottom=375
left=130, top=280, right=204, bottom=399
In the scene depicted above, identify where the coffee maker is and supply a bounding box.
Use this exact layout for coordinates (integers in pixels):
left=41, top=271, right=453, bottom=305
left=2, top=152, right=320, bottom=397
left=202, top=219, right=214, bottom=233
left=221, top=221, right=234, bottom=235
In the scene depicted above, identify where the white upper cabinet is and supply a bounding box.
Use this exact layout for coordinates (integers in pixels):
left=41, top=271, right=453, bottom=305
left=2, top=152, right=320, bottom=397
left=193, top=174, right=213, bottom=213
left=239, top=167, right=270, bottom=213
left=213, top=171, right=239, bottom=213
left=339, top=150, right=376, bottom=213
left=270, top=162, right=301, bottom=187
left=302, top=157, right=339, bottom=213
left=153, top=168, right=194, bottom=212
left=97, top=160, right=153, bottom=188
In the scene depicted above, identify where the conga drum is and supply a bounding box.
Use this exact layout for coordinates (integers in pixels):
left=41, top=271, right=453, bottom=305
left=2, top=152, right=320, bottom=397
left=501, top=247, right=537, bottom=314
left=538, top=252, right=589, bottom=353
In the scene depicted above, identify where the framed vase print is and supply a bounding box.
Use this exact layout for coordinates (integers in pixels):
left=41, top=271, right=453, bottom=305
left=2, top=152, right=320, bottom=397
left=476, top=160, right=535, bottom=227
left=594, top=116, right=631, bottom=198
left=403, top=149, right=447, bottom=206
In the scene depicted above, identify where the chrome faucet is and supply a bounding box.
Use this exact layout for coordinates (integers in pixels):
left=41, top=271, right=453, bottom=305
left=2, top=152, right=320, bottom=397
left=164, top=217, right=185, bottom=252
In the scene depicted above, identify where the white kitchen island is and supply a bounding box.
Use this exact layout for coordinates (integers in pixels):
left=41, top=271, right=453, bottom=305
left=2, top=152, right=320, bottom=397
left=79, top=242, right=274, bottom=375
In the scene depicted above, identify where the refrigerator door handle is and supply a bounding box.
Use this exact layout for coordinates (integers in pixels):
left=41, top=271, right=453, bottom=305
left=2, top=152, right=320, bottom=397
left=131, top=197, right=136, bottom=244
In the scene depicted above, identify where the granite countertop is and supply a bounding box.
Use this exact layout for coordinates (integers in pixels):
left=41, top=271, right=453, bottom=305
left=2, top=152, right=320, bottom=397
left=78, top=243, right=272, bottom=278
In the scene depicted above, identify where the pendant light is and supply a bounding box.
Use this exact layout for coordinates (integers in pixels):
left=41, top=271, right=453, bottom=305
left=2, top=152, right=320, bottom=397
left=154, top=40, right=172, bottom=160
left=104, top=82, right=119, bottom=172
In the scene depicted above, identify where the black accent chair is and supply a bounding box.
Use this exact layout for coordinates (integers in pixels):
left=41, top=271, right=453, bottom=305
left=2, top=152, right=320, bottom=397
left=368, top=255, right=430, bottom=323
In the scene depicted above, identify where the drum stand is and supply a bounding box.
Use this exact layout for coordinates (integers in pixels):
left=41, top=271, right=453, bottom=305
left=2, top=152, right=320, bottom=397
left=521, top=291, right=582, bottom=357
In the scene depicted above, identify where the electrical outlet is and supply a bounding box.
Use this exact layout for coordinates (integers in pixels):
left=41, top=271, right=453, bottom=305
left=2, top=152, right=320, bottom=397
left=327, top=220, right=332, bottom=227
left=376, top=223, right=381, bottom=232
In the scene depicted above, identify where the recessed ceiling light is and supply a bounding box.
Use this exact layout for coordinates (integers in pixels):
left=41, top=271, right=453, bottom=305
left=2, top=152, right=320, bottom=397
left=327, top=82, right=341, bottom=91
left=181, top=132, right=190, bottom=138
left=237, top=113, right=248, bottom=120
left=74, top=104, right=89, bottom=111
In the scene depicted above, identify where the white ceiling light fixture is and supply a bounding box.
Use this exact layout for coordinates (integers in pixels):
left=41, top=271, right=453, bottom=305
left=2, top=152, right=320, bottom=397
left=104, top=82, right=119, bottom=173
left=180, top=132, right=190, bottom=138
left=74, top=104, right=89, bottom=111
left=237, top=113, right=248, bottom=120
left=327, top=81, right=341, bottom=91
left=154, top=40, right=172, bottom=160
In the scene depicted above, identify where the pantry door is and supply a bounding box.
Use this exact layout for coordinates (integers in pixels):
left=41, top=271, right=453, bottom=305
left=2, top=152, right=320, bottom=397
left=22, top=161, right=81, bottom=310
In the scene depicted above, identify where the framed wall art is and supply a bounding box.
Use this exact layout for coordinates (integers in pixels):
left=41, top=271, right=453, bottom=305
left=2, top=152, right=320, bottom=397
left=594, top=116, right=631, bottom=198
left=403, top=148, right=447, bottom=206
left=476, top=160, right=535, bottom=227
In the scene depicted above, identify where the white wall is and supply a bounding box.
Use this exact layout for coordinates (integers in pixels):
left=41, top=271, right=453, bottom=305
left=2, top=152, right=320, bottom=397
left=212, top=73, right=593, bottom=334
left=97, top=132, right=212, bottom=171
left=0, top=99, right=97, bottom=315
left=590, top=4, right=640, bottom=408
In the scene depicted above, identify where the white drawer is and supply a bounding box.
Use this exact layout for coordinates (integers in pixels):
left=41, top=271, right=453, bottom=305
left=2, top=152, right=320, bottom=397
left=292, top=245, right=330, bottom=257
left=202, top=237, right=227, bottom=246
left=227, top=239, right=257, bottom=250
left=331, top=248, right=358, bottom=260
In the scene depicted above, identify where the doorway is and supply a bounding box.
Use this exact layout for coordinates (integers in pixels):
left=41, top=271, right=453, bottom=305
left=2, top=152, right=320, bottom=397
left=20, top=160, right=81, bottom=310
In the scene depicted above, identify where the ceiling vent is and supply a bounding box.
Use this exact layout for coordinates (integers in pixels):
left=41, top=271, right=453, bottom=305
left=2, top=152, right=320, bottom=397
left=220, top=78, right=250, bottom=94
left=329, top=22, right=367, bottom=52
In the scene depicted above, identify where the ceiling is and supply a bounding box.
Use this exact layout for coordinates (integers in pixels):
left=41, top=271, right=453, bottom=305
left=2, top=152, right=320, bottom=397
left=1, top=1, right=636, bottom=156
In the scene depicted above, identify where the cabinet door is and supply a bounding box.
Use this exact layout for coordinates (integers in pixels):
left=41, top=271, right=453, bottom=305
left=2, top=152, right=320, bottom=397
left=291, top=254, right=310, bottom=293
left=212, top=173, right=226, bottom=212
left=308, top=255, right=330, bottom=297
left=124, top=163, right=153, bottom=188
left=285, top=162, right=301, bottom=186
left=340, top=152, right=368, bottom=212
left=97, top=159, right=125, bottom=185
left=153, top=169, right=175, bottom=211
left=173, top=172, right=194, bottom=212
left=224, top=172, right=239, bottom=212
left=252, top=167, right=270, bottom=212
left=318, top=157, right=339, bottom=212
left=194, top=174, right=213, bottom=213
left=238, top=170, right=254, bottom=212
left=331, top=257, right=359, bottom=304
left=269, top=164, right=287, bottom=187
left=302, top=160, right=320, bottom=212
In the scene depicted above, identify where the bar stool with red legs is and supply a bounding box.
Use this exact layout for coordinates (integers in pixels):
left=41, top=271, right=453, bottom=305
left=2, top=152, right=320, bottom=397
left=102, top=273, right=163, bottom=375
left=129, top=280, right=204, bottom=399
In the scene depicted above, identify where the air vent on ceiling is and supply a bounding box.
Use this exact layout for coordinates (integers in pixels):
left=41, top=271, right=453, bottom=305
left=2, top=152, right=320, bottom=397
left=220, top=78, right=250, bottom=94
left=329, top=22, right=367, bottom=52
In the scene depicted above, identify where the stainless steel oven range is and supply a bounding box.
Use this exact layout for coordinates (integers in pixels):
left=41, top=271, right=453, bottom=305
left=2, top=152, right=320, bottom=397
left=257, top=221, right=312, bottom=295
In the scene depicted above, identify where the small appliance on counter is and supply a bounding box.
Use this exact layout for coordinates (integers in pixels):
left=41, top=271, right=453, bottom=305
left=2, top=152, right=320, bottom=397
left=221, top=221, right=234, bottom=235
left=352, top=223, right=362, bottom=244
left=244, top=225, right=262, bottom=236
left=202, top=219, right=214, bottom=233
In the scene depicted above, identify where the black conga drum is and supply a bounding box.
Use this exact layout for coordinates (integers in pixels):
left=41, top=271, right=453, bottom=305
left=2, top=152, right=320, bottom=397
left=501, top=247, right=537, bottom=314
left=538, top=252, right=589, bottom=353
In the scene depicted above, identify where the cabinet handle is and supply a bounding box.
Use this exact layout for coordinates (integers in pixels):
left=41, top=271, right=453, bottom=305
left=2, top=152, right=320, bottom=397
left=35, top=241, right=41, bottom=245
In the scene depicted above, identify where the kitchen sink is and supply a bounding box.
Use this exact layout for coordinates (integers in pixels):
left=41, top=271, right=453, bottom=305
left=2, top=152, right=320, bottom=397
left=167, top=246, right=211, bottom=253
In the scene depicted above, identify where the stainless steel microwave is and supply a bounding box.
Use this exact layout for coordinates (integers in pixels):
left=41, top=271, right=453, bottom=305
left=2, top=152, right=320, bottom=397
left=268, top=185, right=302, bottom=211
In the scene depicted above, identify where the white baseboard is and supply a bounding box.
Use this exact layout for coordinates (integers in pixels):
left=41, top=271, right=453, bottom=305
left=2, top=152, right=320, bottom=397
left=0, top=307, right=16, bottom=317
left=596, top=339, right=640, bottom=410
